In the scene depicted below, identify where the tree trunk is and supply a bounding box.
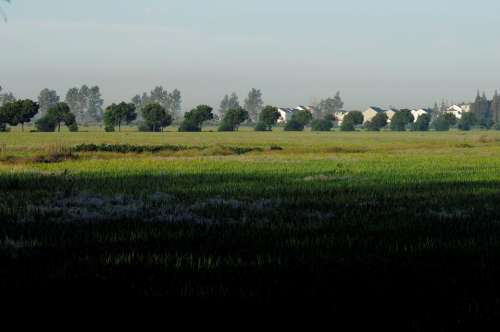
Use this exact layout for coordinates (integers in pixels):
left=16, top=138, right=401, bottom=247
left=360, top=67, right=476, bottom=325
left=118, top=122, right=121, bottom=132
left=58, top=122, right=61, bottom=132
left=21, top=123, right=24, bottom=132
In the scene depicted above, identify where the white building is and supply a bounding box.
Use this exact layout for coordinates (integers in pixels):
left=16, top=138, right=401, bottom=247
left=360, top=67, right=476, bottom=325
left=386, top=109, right=398, bottom=123
left=363, top=107, right=386, bottom=123
left=411, top=109, right=430, bottom=122
left=277, top=106, right=314, bottom=124
left=447, top=104, right=471, bottom=119
left=334, top=111, right=350, bottom=125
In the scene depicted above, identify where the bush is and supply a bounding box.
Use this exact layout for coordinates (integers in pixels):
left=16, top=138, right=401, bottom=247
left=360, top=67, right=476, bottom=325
left=458, top=112, right=478, bottom=131
left=105, top=126, right=115, bottom=132
left=413, top=114, right=431, bottom=132
left=284, top=120, right=305, bottom=131
left=254, top=122, right=268, bottom=131
left=340, top=118, right=355, bottom=131
left=364, top=121, right=380, bottom=131
left=311, top=119, right=334, bottom=132
left=432, top=117, right=451, bottom=131
left=35, top=115, right=57, bottom=132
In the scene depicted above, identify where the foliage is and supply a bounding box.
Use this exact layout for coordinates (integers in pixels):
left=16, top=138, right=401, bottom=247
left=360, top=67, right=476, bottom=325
left=340, top=118, right=355, bottom=131
left=256, top=106, right=281, bottom=131
left=413, top=114, right=431, bottom=132
left=35, top=102, right=78, bottom=132
left=141, top=103, right=172, bottom=132
left=314, top=91, right=344, bottom=119
left=218, top=107, right=249, bottom=132
left=65, top=85, right=104, bottom=123
left=284, top=110, right=313, bottom=132
left=0, top=99, right=39, bottom=131
left=219, top=93, right=240, bottom=118
left=432, top=116, right=451, bottom=132
left=390, top=110, right=414, bottom=131
left=179, top=105, right=214, bottom=132
left=37, top=89, right=60, bottom=117
left=343, top=111, right=364, bottom=126
left=132, top=86, right=182, bottom=121
left=103, top=102, right=137, bottom=132
left=244, top=89, right=264, bottom=123
left=311, top=119, right=334, bottom=132
left=369, top=112, right=389, bottom=131
left=458, top=112, right=478, bottom=131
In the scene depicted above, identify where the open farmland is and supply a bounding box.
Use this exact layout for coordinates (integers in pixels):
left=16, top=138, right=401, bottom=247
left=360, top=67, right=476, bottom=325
left=2, top=128, right=500, bottom=325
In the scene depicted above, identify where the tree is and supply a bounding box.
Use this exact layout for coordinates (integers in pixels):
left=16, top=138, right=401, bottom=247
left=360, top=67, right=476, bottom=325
left=490, top=90, right=500, bottom=125
left=255, top=106, right=280, bottom=131
left=179, top=105, right=214, bottom=132
left=458, top=112, right=478, bottom=131
left=315, top=92, right=344, bottom=119
left=218, top=107, right=249, bottom=132
left=413, top=114, right=431, bottom=131
left=343, top=111, right=364, bottom=126
left=0, top=86, right=15, bottom=106
left=244, top=89, right=264, bottom=123
left=365, top=112, right=388, bottom=131
left=311, top=118, right=334, bottom=132
left=103, top=102, right=137, bottom=132
left=284, top=110, right=313, bottom=131
left=141, top=103, right=172, bottom=132
left=442, top=113, right=458, bottom=126
left=38, top=89, right=60, bottom=117
left=390, top=110, right=414, bottom=131
left=132, top=87, right=182, bottom=120
left=432, top=115, right=451, bottom=132
left=65, top=85, right=104, bottom=123
left=219, top=93, right=240, bottom=118
left=36, top=102, right=78, bottom=132
left=0, top=99, right=39, bottom=131
left=471, top=91, right=492, bottom=128
left=340, top=118, right=355, bottom=131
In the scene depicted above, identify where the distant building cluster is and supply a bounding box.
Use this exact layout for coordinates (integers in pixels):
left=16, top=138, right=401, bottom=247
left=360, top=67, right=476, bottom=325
left=276, top=104, right=473, bottom=124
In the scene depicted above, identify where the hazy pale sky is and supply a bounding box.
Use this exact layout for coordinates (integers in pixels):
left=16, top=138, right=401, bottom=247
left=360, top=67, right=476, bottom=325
left=1, top=0, right=500, bottom=110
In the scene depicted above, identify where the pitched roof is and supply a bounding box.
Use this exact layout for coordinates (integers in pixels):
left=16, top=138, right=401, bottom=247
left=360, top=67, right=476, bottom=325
left=368, top=106, right=385, bottom=113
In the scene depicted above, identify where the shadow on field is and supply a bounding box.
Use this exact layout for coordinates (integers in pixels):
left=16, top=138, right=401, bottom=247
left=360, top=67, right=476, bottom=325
left=1, top=172, right=500, bottom=327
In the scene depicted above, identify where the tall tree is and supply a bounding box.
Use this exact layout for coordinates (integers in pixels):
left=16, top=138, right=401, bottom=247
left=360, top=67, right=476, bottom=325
left=218, top=107, right=248, bottom=132
left=471, top=91, right=492, bottom=128
left=244, top=89, right=264, bottom=123
left=103, top=102, right=137, bottom=132
left=142, top=103, right=172, bottom=132
left=132, top=87, right=182, bottom=120
left=0, top=99, right=39, bottom=131
left=37, top=89, right=60, bottom=116
left=315, top=91, right=344, bottom=119
left=65, top=85, right=103, bottom=123
left=0, top=86, right=15, bottom=106
left=490, top=90, right=500, bottom=125
left=179, top=105, right=214, bottom=132
left=36, top=102, right=78, bottom=132
left=255, top=106, right=281, bottom=131
left=219, top=93, right=240, bottom=118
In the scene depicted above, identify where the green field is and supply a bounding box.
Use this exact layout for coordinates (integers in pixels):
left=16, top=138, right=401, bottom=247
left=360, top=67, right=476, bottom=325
left=2, top=128, right=500, bottom=325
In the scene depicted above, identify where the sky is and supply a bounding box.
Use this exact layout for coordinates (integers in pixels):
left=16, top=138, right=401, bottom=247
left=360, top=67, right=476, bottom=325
left=1, top=0, right=500, bottom=110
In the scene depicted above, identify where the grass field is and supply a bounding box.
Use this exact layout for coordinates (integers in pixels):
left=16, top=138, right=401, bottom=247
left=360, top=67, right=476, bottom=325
left=2, top=127, right=500, bottom=326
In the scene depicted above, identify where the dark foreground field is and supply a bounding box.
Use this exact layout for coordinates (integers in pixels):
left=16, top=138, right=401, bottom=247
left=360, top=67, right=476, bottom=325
left=2, top=130, right=500, bottom=328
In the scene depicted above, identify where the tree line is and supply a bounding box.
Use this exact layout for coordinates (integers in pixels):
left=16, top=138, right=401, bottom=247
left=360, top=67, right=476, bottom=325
left=2, top=85, right=500, bottom=133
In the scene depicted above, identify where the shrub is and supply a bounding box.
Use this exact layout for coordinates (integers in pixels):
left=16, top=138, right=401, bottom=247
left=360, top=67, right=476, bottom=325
left=311, top=119, right=334, bottom=132
left=340, top=118, right=355, bottom=131
left=254, top=122, right=268, bottom=131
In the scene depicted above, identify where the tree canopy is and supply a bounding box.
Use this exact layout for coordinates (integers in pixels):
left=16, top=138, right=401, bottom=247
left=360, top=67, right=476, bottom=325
left=218, top=107, right=249, bottom=132
left=104, top=102, right=137, bottom=132
left=179, top=105, right=214, bottom=132
left=141, top=103, right=172, bottom=132
left=35, top=102, right=78, bottom=132
left=255, top=106, right=281, bottom=131
left=0, top=99, right=39, bottom=131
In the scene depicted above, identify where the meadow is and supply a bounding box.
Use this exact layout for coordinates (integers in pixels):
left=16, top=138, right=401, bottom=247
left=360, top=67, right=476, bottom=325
left=2, top=127, right=500, bottom=326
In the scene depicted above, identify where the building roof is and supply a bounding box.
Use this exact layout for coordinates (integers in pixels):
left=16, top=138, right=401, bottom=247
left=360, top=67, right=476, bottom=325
left=368, top=106, right=386, bottom=113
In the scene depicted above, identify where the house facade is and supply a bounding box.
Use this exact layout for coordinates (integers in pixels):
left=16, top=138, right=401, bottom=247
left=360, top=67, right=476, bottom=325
left=277, top=106, right=314, bottom=124
left=447, top=104, right=471, bottom=119
left=363, top=107, right=386, bottom=123
left=411, top=109, right=430, bottom=122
